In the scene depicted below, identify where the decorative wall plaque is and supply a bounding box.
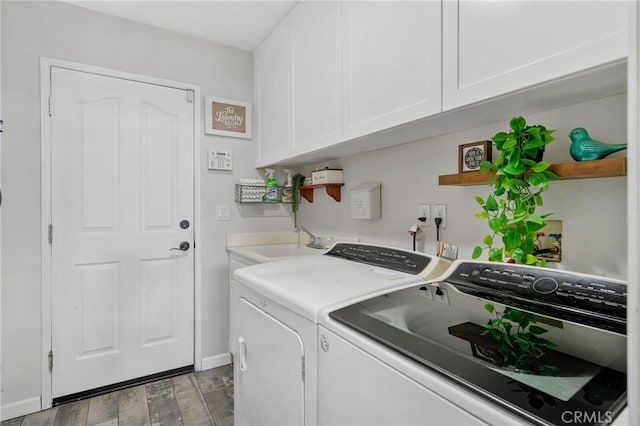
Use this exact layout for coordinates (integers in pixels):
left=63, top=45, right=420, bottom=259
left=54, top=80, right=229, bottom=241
left=205, top=96, right=252, bottom=139
left=459, top=140, right=492, bottom=173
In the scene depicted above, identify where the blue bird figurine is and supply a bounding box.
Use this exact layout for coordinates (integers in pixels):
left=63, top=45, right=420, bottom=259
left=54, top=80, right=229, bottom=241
left=569, top=128, right=627, bottom=161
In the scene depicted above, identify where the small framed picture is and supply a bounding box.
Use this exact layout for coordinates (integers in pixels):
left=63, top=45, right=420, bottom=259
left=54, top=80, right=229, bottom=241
left=205, top=96, right=252, bottom=139
left=458, top=140, right=492, bottom=173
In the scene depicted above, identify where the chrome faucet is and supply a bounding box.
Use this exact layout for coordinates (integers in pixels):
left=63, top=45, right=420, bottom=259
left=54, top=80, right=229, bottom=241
left=295, top=225, right=324, bottom=249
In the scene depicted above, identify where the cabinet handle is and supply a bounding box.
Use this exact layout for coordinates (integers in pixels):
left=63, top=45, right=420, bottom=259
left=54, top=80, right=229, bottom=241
left=238, top=336, right=248, bottom=372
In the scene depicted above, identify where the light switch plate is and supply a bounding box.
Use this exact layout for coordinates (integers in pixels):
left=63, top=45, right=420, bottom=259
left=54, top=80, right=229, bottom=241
left=215, top=205, right=231, bottom=221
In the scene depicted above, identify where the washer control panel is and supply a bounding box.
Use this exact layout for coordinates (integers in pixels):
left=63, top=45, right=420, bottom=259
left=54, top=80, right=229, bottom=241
left=325, top=243, right=431, bottom=274
left=446, top=262, right=627, bottom=334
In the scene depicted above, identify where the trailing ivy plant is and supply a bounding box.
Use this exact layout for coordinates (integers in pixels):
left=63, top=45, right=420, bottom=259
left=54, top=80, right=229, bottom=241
left=472, top=116, right=557, bottom=265
left=291, top=173, right=306, bottom=227
left=482, top=303, right=559, bottom=374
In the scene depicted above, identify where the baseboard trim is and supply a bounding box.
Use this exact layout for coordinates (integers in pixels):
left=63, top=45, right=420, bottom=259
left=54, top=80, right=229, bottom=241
left=200, top=352, right=232, bottom=371
left=1, top=396, right=41, bottom=421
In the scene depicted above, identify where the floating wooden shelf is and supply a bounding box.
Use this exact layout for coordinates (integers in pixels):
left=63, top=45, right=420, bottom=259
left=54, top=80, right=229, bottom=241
left=299, top=184, right=344, bottom=203
left=438, top=157, right=627, bottom=186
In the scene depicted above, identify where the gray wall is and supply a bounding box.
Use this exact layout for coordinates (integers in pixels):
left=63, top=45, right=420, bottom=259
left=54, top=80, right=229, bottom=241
left=1, top=1, right=292, bottom=409
left=299, top=94, right=628, bottom=279
left=1, top=0, right=628, bottom=414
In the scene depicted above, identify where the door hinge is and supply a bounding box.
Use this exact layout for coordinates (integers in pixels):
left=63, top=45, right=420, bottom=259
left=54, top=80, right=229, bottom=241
left=48, top=96, right=53, bottom=116
left=48, top=350, right=53, bottom=370
left=186, top=90, right=194, bottom=103
left=48, top=224, right=53, bottom=244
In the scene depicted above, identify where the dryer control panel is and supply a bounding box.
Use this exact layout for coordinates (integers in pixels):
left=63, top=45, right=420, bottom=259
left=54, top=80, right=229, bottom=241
left=445, top=262, right=627, bottom=334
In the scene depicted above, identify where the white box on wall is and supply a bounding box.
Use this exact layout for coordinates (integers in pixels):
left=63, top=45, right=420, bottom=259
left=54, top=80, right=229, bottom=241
left=351, top=182, right=381, bottom=220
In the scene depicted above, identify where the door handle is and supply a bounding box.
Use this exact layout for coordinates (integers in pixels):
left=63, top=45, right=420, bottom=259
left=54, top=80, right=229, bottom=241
left=170, top=241, right=190, bottom=251
left=238, top=336, right=248, bottom=372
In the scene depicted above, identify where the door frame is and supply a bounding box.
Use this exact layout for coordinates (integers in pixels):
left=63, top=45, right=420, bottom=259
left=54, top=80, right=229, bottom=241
left=39, top=57, right=202, bottom=409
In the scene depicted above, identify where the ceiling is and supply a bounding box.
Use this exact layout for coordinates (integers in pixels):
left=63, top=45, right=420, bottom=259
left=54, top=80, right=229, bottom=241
left=66, top=1, right=299, bottom=52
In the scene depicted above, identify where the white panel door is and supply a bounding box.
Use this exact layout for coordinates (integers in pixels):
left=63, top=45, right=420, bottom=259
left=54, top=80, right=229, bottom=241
left=442, top=0, right=628, bottom=110
left=234, top=298, right=304, bottom=426
left=50, top=67, right=194, bottom=398
left=342, top=0, right=442, bottom=141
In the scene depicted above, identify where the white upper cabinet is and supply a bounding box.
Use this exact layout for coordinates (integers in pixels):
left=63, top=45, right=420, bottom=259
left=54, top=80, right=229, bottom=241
left=254, top=19, right=293, bottom=167
left=255, top=2, right=341, bottom=167
left=254, top=1, right=629, bottom=166
left=292, top=1, right=342, bottom=154
left=342, top=1, right=442, bottom=141
left=442, top=0, right=629, bottom=111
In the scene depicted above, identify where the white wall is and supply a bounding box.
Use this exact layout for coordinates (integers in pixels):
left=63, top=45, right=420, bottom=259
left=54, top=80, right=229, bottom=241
left=299, top=94, right=628, bottom=280
left=0, top=1, right=292, bottom=412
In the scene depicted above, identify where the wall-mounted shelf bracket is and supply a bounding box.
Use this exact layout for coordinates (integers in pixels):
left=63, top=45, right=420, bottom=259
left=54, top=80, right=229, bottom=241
left=299, top=184, right=344, bottom=203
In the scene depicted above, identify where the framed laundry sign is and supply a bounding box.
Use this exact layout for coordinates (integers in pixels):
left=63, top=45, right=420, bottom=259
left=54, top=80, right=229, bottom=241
left=205, top=96, right=252, bottom=139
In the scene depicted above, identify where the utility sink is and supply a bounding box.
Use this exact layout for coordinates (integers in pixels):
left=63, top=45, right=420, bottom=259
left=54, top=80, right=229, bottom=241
left=227, top=242, right=325, bottom=264
left=242, top=243, right=324, bottom=259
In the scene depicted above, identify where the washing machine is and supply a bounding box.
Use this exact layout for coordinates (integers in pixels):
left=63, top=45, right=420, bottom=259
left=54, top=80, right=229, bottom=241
left=229, top=242, right=452, bottom=426
left=319, top=260, right=628, bottom=426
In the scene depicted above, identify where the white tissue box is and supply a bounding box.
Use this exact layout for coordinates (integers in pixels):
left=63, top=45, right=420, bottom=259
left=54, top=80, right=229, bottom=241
left=312, top=169, right=344, bottom=184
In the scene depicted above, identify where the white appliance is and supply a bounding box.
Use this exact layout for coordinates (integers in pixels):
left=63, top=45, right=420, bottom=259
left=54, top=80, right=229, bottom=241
left=229, top=243, right=452, bottom=426
left=319, top=260, right=628, bottom=426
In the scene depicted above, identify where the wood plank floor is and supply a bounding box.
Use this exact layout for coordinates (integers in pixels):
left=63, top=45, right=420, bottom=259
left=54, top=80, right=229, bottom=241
left=1, top=365, right=233, bottom=426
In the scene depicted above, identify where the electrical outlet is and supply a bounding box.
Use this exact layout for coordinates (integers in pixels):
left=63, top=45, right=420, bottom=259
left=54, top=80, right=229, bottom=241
left=418, top=204, right=430, bottom=225
left=433, top=286, right=449, bottom=305
left=433, top=204, right=447, bottom=228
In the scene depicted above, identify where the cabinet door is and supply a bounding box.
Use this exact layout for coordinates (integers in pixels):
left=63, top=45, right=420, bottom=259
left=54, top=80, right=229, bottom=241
left=291, top=1, right=342, bottom=154
left=254, top=21, right=293, bottom=167
left=442, top=1, right=628, bottom=110
left=318, top=329, right=485, bottom=425
left=342, top=1, right=442, bottom=141
left=234, top=298, right=304, bottom=426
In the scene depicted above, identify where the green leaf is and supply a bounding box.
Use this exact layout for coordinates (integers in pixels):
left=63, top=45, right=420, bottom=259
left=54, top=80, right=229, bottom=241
left=475, top=211, right=489, bottom=219
left=523, top=139, right=545, bottom=150
left=525, top=254, right=538, bottom=265
left=504, top=308, right=523, bottom=323
left=510, top=116, right=526, bottom=132
left=543, top=170, right=559, bottom=180
left=527, top=214, right=545, bottom=225
left=472, top=246, right=483, bottom=259
left=483, top=235, right=494, bottom=246
left=479, top=161, right=493, bottom=173
left=511, top=248, right=524, bottom=262
left=488, top=217, right=502, bottom=233
left=485, top=196, right=498, bottom=212
left=494, top=186, right=506, bottom=196
left=492, top=132, right=507, bottom=144
left=509, top=150, right=521, bottom=168
left=527, top=221, right=546, bottom=233
left=488, top=248, right=503, bottom=262
left=484, top=303, right=495, bottom=313
left=501, top=137, right=517, bottom=151
left=474, top=196, right=485, bottom=205
left=532, top=161, right=551, bottom=172
left=503, top=229, right=520, bottom=250
left=528, top=173, right=545, bottom=187
left=529, top=325, right=549, bottom=335
left=503, top=163, right=525, bottom=176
